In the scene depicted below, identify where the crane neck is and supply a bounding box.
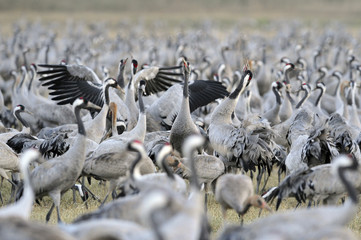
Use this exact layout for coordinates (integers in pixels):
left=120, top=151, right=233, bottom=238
left=348, top=61, right=354, bottom=81
left=74, top=106, right=86, bottom=136
left=117, top=66, right=126, bottom=89
left=313, top=53, right=319, bottom=71
left=19, top=68, right=27, bottom=89
left=334, top=47, right=341, bottom=66
left=19, top=160, right=34, bottom=219
left=315, top=72, right=325, bottom=83
left=334, top=75, right=342, bottom=97
left=108, top=102, right=118, bottom=136
left=262, top=45, right=267, bottom=64
left=28, top=68, right=36, bottom=92
left=130, top=151, right=143, bottom=182
left=273, top=87, right=281, bottom=105
left=229, top=77, right=247, bottom=99
left=103, top=84, right=111, bottom=106
left=22, top=51, right=28, bottom=70
left=160, top=156, right=175, bottom=180
left=350, top=84, right=358, bottom=109
left=295, top=88, right=310, bottom=109
left=238, top=201, right=252, bottom=216
left=14, top=111, right=30, bottom=128
left=183, top=70, right=189, bottom=98
left=285, top=87, right=295, bottom=106
left=338, top=163, right=358, bottom=204
left=221, top=47, right=228, bottom=65
left=138, top=88, right=145, bottom=114
left=315, top=87, right=324, bottom=107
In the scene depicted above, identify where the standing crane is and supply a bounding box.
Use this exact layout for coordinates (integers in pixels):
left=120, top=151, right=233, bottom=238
left=30, top=98, right=98, bottom=222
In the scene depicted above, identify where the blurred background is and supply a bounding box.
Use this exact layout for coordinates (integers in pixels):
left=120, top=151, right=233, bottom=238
left=1, top=0, right=361, bottom=33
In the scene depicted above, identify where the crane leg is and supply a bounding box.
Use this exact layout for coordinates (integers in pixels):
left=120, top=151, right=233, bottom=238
left=0, top=191, right=3, bottom=205
left=56, top=205, right=62, bottom=223
left=204, top=192, right=208, bottom=212
left=7, top=178, right=17, bottom=204
left=239, top=214, right=244, bottom=226
left=261, top=170, right=270, bottom=193
left=256, top=166, right=264, bottom=194
left=46, top=203, right=55, bottom=222
left=100, top=192, right=110, bottom=207
left=72, top=188, right=76, bottom=203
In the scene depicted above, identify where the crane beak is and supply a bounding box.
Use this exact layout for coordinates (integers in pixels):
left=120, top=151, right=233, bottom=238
left=86, top=102, right=102, bottom=111
left=116, top=85, right=125, bottom=94
left=23, top=109, right=33, bottom=116
left=262, top=201, right=273, bottom=212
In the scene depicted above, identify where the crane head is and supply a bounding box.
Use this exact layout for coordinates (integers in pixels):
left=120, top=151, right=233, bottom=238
left=131, top=59, right=138, bottom=75
left=244, top=69, right=253, bottom=87
left=119, top=58, right=128, bottom=69
left=250, top=195, right=273, bottom=212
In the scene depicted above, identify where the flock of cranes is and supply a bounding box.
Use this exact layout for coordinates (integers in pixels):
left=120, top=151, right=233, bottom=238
left=0, top=19, right=361, bottom=239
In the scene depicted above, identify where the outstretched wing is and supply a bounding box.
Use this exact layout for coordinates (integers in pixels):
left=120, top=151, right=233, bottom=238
left=37, top=64, right=104, bottom=106
left=189, top=80, right=229, bottom=112
left=134, top=65, right=183, bottom=96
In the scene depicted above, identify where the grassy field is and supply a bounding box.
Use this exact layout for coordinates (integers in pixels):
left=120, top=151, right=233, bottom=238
left=0, top=168, right=360, bottom=239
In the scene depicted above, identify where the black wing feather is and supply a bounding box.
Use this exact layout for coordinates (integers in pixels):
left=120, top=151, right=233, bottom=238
left=38, top=64, right=103, bottom=106
left=189, top=80, right=229, bottom=112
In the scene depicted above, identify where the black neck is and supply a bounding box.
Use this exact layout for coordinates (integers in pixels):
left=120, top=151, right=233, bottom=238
left=117, top=67, right=125, bottom=89
left=183, top=70, right=189, bottom=98
left=28, top=69, right=35, bottom=91
left=161, top=157, right=175, bottom=180
left=130, top=152, right=142, bottom=182
left=127, top=75, right=133, bottom=89
left=273, top=87, right=281, bottom=105
left=15, top=111, right=30, bottom=128
left=296, top=89, right=308, bottom=109
left=138, top=88, right=145, bottom=114
left=75, top=106, right=86, bottom=136
left=334, top=75, right=341, bottom=96
left=315, top=87, right=324, bottom=107
left=19, top=69, right=26, bottom=88
left=349, top=63, right=353, bottom=81
left=23, top=52, right=28, bottom=70
left=104, top=84, right=111, bottom=106
left=229, top=78, right=245, bottom=99
left=286, top=90, right=295, bottom=105
left=284, top=71, right=290, bottom=84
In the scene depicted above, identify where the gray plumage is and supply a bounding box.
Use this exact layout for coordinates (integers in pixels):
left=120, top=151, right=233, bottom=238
left=215, top=173, right=271, bottom=222
left=170, top=60, right=200, bottom=156
left=29, top=98, right=91, bottom=222
left=0, top=217, right=75, bottom=240
left=219, top=154, right=359, bottom=240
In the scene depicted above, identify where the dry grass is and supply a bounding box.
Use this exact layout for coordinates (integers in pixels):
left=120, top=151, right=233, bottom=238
left=0, top=167, right=360, bottom=239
